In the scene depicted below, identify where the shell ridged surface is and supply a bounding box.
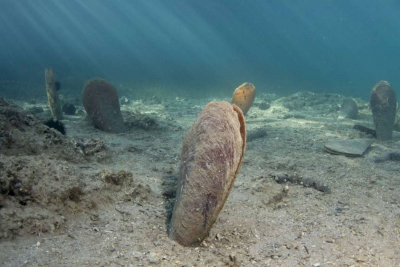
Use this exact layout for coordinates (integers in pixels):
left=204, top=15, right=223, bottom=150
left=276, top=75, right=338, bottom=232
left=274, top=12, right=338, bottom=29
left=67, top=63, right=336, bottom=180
left=169, top=101, right=246, bottom=246
left=370, top=80, right=397, bottom=140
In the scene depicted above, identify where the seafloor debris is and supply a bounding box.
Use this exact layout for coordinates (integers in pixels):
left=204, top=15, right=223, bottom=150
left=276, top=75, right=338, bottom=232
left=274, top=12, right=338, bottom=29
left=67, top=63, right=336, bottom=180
left=247, top=127, right=267, bottom=142
left=266, top=186, right=290, bottom=207
left=68, top=186, right=84, bottom=202
left=275, top=91, right=341, bottom=114
left=142, top=95, right=162, bottom=105
left=258, top=101, right=270, bottom=110
left=373, top=151, right=400, bottom=163
left=339, top=98, right=358, bottom=119
left=353, top=124, right=377, bottom=137
left=119, top=96, right=131, bottom=105
left=101, top=170, right=153, bottom=204
left=281, top=113, right=306, bottom=119
left=124, top=110, right=159, bottom=130
left=130, top=183, right=153, bottom=203
left=76, top=109, right=85, bottom=116
left=102, top=170, right=133, bottom=186
left=0, top=98, right=81, bottom=162
left=82, top=77, right=126, bottom=133
left=370, top=80, right=397, bottom=140
left=73, top=138, right=107, bottom=156
left=62, top=103, right=76, bottom=115
left=169, top=101, right=246, bottom=247
left=231, top=82, right=256, bottom=115
left=271, top=173, right=331, bottom=193
left=0, top=97, right=36, bottom=130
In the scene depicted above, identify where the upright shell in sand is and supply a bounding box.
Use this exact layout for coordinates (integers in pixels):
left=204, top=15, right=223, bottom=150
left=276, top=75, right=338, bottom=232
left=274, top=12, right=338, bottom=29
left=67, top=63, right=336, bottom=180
left=370, top=81, right=397, bottom=140
left=339, top=98, right=358, bottom=119
left=82, top=78, right=126, bottom=133
left=45, top=68, right=63, bottom=121
left=169, top=101, right=246, bottom=247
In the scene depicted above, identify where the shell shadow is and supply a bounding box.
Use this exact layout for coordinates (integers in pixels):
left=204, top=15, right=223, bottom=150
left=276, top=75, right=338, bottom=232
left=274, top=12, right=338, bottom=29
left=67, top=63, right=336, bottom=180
left=161, top=173, right=178, bottom=234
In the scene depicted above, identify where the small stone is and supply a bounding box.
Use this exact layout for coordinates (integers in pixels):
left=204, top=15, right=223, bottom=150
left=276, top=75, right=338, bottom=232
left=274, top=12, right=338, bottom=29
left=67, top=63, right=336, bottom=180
left=90, top=214, right=99, bottom=221
left=216, top=233, right=222, bottom=240
left=147, top=252, right=159, bottom=264
left=283, top=185, right=289, bottom=193
left=259, top=102, right=271, bottom=110
left=355, top=255, right=368, bottom=262
left=132, top=251, right=142, bottom=258
left=120, top=96, right=131, bottom=105
left=76, top=109, right=85, bottom=116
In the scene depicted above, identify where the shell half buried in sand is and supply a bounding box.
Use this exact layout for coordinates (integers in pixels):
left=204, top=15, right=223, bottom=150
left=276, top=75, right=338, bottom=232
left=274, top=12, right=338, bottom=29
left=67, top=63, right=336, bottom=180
left=324, top=139, right=374, bottom=157
left=169, top=101, right=246, bottom=247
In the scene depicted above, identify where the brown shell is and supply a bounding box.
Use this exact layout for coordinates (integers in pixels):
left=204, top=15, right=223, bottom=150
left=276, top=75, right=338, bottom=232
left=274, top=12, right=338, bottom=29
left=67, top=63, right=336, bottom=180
left=370, top=80, right=397, bottom=140
left=169, top=101, right=246, bottom=246
left=231, top=82, right=256, bottom=115
left=82, top=78, right=126, bottom=133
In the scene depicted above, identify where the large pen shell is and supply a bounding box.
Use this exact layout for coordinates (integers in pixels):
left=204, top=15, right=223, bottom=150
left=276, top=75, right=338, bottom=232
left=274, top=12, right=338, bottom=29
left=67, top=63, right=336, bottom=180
left=169, top=101, right=246, bottom=246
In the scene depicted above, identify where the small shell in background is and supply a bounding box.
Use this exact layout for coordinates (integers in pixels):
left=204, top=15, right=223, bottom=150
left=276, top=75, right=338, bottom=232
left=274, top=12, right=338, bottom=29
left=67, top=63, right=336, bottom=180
left=338, top=98, right=358, bottom=119
left=231, top=82, right=256, bottom=115
left=370, top=81, right=397, bottom=140
left=82, top=78, right=126, bottom=133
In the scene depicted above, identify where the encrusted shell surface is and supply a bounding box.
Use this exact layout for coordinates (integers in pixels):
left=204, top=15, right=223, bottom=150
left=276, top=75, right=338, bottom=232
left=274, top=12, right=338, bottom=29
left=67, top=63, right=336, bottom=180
left=82, top=78, right=126, bottom=133
left=169, top=101, right=246, bottom=246
left=370, top=80, right=397, bottom=140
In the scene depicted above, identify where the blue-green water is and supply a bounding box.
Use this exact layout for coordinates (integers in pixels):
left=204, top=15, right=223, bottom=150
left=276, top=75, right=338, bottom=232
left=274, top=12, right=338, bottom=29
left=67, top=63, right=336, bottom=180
left=1, top=0, right=400, bottom=98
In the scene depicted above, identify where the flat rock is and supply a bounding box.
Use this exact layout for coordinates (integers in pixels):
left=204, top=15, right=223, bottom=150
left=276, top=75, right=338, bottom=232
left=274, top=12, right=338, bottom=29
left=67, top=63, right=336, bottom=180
left=324, top=139, right=374, bottom=157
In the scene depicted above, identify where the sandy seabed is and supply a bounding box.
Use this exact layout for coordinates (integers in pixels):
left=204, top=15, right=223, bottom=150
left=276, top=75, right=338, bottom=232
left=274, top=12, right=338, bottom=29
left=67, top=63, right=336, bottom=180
left=0, top=89, right=399, bottom=267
